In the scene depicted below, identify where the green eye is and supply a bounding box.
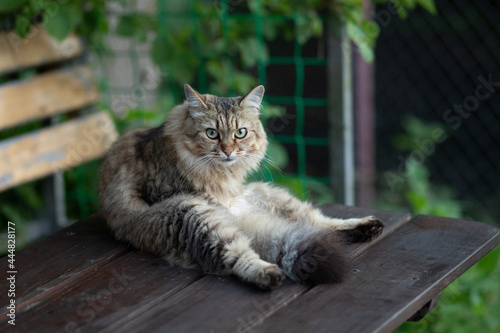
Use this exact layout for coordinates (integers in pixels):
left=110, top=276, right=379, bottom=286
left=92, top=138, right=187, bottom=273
left=235, top=128, right=247, bottom=139
left=206, top=128, right=219, bottom=139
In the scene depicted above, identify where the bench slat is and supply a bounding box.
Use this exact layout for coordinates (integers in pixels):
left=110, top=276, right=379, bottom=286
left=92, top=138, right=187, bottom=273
left=254, top=215, right=500, bottom=333
left=0, top=112, right=117, bottom=191
left=0, top=65, right=98, bottom=130
left=0, top=214, right=129, bottom=322
left=1, top=205, right=409, bottom=332
left=6, top=252, right=203, bottom=333
left=102, top=206, right=410, bottom=333
left=0, top=28, right=83, bottom=75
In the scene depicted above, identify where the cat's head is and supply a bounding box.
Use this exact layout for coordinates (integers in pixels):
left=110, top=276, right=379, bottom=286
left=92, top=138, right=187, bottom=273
left=174, top=84, right=268, bottom=174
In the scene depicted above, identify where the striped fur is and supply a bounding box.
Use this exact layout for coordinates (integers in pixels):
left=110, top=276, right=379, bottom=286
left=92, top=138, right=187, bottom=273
left=99, top=85, right=384, bottom=290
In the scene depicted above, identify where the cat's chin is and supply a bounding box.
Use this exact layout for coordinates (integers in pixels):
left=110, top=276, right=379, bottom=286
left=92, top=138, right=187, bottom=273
left=217, top=158, right=237, bottom=166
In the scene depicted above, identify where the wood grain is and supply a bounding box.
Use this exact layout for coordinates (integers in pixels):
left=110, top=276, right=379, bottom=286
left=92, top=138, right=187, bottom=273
left=7, top=251, right=203, bottom=333
left=0, top=65, right=98, bottom=130
left=254, top=215, right=500, bottom=333
left=0, top=112, right=117, bottom=191
left=2, top=206, right=496, bottom=333
left=0, top=28, right=83, bottom=75
left=0, top=214, right=128, bottom=323
left=0, top=205, right=409, bottom=332
left=107, top=205, right=409, bottom=333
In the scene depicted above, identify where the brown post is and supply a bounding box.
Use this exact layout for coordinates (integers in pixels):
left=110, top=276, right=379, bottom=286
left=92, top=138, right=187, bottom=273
left=354, top=0, right=376, bottom=207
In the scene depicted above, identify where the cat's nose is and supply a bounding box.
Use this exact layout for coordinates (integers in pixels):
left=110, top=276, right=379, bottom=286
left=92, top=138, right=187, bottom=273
left=223, top=148, right=234, bottom=157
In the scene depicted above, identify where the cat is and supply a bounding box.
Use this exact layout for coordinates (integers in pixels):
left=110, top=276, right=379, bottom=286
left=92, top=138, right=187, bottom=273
left=99, top=84, right=384, bottom=290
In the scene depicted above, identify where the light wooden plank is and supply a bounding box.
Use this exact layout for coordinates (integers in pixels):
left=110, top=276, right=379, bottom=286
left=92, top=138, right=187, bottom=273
left=0, top=65, right=99, bottom=130
left=0, top=112, right=118, bottom=191
left=0, top=27, right=83, bottom=75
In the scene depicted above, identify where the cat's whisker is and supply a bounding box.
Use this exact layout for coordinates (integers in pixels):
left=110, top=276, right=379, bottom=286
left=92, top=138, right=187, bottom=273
left=179, top=155, right=212, bottom=187
left=179, top=155, right=209, bottom=175
left=181, top=156, right=209, bottom=177
left=262, top=154, right=284, bottom=174
left=244, top=153, right=283, bottom=176
left=262, top=164, right=274, bottom=182
left=239, top=154, right=270, bottom=181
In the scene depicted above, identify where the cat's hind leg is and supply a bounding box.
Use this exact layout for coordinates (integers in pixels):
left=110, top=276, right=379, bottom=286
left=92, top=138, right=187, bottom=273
left=223, top=236, right=284, bottom=290
left=160, top=198, right=285, bottom=290
left=324, top=216, right=384, bottom=242
left=236, top=211, right=347, bottom=285
left=242, top=182, right=384, bottom=243
left=105, top=193, right=284, bottom=290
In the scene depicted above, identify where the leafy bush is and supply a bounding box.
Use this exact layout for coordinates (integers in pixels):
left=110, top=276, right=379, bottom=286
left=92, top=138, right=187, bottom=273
left=378, top=116, right=500, bottom=333
left=396, top=246, right=500, bottom=333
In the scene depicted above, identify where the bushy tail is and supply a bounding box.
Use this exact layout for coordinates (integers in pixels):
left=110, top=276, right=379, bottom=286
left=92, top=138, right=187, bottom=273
left=280, top=229, right=348, bottom=284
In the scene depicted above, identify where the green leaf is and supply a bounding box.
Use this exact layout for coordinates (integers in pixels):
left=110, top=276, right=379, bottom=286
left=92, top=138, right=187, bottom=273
left=266, top=141, right=288, bottom=169
left=357, top=42, right=374, bottom=62
left=151, top=35, right=170, bottom=66
left=346, top=21, right=375, bottom=62
left=0, top=204, right=25, bottom=224
left=15, top=14, right=32, bottom=38
left=126, top=109, right=158, bottom=120
left=235, top=38, right=269, bottom=68
left=0, top=0, right=28, bottom=13
left=294, top=11, right=323, bottom=44
left=115, top=15, right=135, bottom=37
left=44, top=4, right=83, bottom=41
left=233, top=71, right=257, bottom=94
left=417, top=0, right=437, bottom=14
left=261, top=104, right=285, bottom=119
left=273, top=177, right=303, bottom=198
left=115, top=13, right=156, bottom=41
left=306, top=180, right=335, bottom=204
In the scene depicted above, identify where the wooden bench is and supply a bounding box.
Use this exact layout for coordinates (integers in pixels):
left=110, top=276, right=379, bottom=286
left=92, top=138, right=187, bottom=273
left=1, top=204, right=498, bottom=332
left=0, top=28, right=117, bottom=234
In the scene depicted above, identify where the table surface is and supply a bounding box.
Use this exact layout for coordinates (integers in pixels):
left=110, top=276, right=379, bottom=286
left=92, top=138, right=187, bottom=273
left=1, top=204, right=499, bottom=333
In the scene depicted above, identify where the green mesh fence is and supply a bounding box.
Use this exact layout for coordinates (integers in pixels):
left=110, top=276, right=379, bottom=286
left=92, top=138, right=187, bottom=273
left=67, top=0, right=336, bottom=221
left=157, top=0, right=332, bottom=201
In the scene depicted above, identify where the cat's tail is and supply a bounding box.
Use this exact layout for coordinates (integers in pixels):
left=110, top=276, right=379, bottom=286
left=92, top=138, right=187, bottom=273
left=279, top=228, right=348, bottom=284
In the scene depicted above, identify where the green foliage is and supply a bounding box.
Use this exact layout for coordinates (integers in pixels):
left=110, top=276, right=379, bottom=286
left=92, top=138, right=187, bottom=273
left=378, top=116, right=500, bottom=333
left=0, top=0, right=437, bottom=250
left=405, top=162, right=461, bottom=218
left=396, top=246, right=500, bottom=333
left=0, top=0, right=109, bottom=50
left=378, top=116, right=460, bottom=217
left=43, top=3, right=83, bottom=41
left=0, top=0, right=28, bottom=13
left=0, top=0, right=437, bottom=60
left=393, top=115, right=448, bottom=152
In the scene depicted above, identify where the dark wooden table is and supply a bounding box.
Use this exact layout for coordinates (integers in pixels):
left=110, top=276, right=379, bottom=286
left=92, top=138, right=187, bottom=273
left=1, top=204, right=499, bottom=333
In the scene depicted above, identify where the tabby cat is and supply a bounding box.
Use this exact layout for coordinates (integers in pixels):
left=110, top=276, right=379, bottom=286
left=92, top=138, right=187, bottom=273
left=99, top=84, right=384, bottom=290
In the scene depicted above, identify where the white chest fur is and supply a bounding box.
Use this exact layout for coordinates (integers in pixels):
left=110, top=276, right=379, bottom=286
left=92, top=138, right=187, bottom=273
left=227, top=195, right=254, bottom=216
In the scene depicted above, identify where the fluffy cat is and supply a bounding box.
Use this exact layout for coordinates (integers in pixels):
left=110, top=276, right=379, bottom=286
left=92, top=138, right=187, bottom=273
left=99, top=84, right=384, bottom=290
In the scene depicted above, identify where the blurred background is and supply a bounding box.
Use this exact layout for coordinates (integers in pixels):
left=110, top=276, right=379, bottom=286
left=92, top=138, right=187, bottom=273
left=0, top=0, right=499, bottom=332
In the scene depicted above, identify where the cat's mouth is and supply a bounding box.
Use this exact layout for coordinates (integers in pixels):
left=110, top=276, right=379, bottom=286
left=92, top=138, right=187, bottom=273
left=218, top=157, right=237, bottom=165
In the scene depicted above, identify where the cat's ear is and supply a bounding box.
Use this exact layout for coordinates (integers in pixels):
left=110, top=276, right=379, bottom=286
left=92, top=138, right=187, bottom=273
left=240, top=85, right=265, bottom=112
left=184, top=84, right=208, bottom=110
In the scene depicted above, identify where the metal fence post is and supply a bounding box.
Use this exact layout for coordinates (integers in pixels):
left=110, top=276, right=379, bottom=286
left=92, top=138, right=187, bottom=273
left=328, top=20, right=355, bottom=206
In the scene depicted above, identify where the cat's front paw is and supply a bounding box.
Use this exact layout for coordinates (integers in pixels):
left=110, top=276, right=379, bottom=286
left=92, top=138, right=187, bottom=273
left=256, top=264, right=285, bottom=291
left=341, top=216, right=384, bottom=243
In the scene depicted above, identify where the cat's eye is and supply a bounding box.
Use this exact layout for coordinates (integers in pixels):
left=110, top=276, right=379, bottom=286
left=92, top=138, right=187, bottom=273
left=206, top=128, right=219, bottom=139
left=235, top=128, right=247, bottom=139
